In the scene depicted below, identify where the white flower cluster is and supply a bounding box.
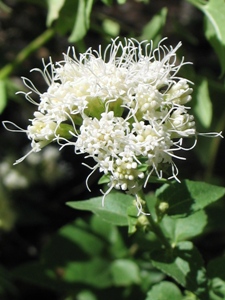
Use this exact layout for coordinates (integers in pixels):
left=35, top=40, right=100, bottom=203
left=4, top=38, right=199, bottom=195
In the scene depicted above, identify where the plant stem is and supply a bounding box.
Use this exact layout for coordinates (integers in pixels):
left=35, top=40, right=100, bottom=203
left=0, top=28, right=55, bottom=80
left=146, top=213, right=172, bottom=250
left=138, top=191, right=172, bottom=250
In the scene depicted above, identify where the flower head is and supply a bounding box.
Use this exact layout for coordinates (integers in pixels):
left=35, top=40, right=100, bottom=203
left=3, top=37, right=222, bottom=197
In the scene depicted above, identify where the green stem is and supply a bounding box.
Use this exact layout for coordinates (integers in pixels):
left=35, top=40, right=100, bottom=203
left=146, top=213, right=172, bottom=250
left=0, top=28, right=55, bottom=80
left=138, top=191, right=172, bottom=250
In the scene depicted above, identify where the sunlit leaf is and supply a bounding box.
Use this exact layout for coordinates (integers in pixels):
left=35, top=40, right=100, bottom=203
left=69, top=0, right=94, bottom=42
left=46, top=0, right=65, bottom=26
left=156, top=180, right=225, bottom=216
left=54, top=0, right=93, bottom=42
left=161, top=210, right=208, bottom=244
left=146, top=281, right=183, bottom=300
left=67, top=191, right=135, bottom=226
left=110, top=259, right=140, bottom=286
left=151, top=241, right=209, bottom=299
left=194, top=78, right=212, bottom=128
left=102, top=19, right=120, bottom=37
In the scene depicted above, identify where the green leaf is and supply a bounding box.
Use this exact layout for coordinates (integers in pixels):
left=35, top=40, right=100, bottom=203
left=102, top=17, right=120, bottom=37
left=140, top=7, right=167, bottom=45
left=43, top=219, right=105, bottom=265
left=0, top=264, right=17, bottom=297
left=187, top=0, right=225, bottom=75
left=0, top=80, right=7, bottom=113
left=100, top=0, right=113, bottom=5
left=194, top=78, right=212, bottom=128
left=12, top=259, right=113, bottom=290
left=90, top=215, right=128, bottom=258
left=12, top=262, right=63, bottom=291
left=156, top=180, right=225, bottom=217
left=54, top=0, right=93, bottom=41
left=67, top=191, right=135, bottom=226
left=76, top=290, right=97, bottom=300
left=161, top=210, right=208, bottom=244
left=151, top=241, right=209, bottom=299
left=59, top=258, right=112, bottom=288
left=69, top=0, right=94, bottom=42
left=46, top=0, right=65, bottom=26
left=110, top=259, right=140, bottom=286
left=207, top=257, right=225, bottom=300
left=146, top=281, right=183, bottom=300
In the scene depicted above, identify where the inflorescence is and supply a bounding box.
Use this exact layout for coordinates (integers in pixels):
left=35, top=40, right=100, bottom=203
left=4, top=37, right=221, bottom=198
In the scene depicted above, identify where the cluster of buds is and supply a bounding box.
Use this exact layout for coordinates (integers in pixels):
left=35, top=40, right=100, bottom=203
left=4, top=38, right=199, bottom=196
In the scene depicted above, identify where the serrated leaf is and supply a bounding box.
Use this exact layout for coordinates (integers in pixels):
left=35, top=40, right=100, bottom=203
left=146, top=281, right=183, bottom=300
left=151, top=241, right=209, bottom=299
left=187, top=0, right=225, bottom=75
left=161, top=210, right=208, bottom=244
left=194, top=78, right=212, bottom=128
left=156, top=180, right=225, bottom=216
left=67, top=191, right=134, bottom=226
left=46, top=0, right=65, bottom=27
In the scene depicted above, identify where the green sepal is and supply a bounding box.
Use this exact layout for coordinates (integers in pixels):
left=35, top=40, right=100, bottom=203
left=98, top=174, right=111, bottom=185
left=84, top=97, right=105, bottom=119
left=56, top=123, right=75, bottom=139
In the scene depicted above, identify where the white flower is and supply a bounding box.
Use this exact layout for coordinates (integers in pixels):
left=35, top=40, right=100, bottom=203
left=3, top=37, right=222, bottom=195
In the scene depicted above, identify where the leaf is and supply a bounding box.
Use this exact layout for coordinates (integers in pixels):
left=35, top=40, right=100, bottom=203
left=156, top=180, right=225, bottom=217
left=90, top=215, right=128, bottom=258
left=67, top=191, right=135, bottom=226
left=54, top=0, right=93, bottom=41
left=127, top=205, right=139, bottom=235
left=102, top=19, right=120, bottom=37
left=0, top=80, right=7, bottom=113
left=207, top=257, right=225, bottom=300
left=161, top=210, right=208, bottom=244
left=12, top=259, right=113, bottom=290
left=110, top=259, right=140, bottom=286
left=12, top=262, right=63, bottom=291
left=194, top=78, right=212, bottom=128
left=60, top=258, right=112, bottom=288
left=69, top=0, right=94, bottom=42
left=151, top=241, right=209, bottom=299
left=42, top=219, right=105, bottom=266
left=76, top=290, right=97, bottom=300
left=187, top=0, right=225, bottom=75
left=146, top=281, right=183, bottom=300
left=0, top=264, right=17, bottom=297
left=140, top=7, right=167, bottom=45
left=46, top=0, right=65, bottom=26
